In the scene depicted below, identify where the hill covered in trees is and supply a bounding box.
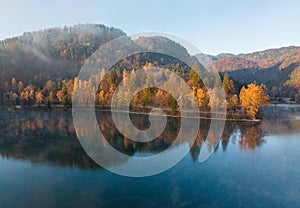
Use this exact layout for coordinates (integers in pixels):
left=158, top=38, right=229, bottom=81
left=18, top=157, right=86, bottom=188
left=0, top=24, right=126, bottom=83
left=2, top=23, right=298, bottom=118
left=198, top=46, right=300, bottom=101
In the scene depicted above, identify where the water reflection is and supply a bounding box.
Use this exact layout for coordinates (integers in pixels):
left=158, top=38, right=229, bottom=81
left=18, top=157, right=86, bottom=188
left=1, top=107, right=297, bottom=170
left=0, top=110, right=99, bottom=169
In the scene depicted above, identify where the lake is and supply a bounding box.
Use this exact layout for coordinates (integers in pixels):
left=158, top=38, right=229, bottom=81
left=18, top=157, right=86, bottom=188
left=0, top=106, right=300, bottom=208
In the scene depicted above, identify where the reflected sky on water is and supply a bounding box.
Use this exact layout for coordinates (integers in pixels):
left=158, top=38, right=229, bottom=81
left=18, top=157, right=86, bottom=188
left=0, top=106, right=300, bottom=207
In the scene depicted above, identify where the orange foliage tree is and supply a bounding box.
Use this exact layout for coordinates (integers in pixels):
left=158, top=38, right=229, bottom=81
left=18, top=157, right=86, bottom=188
left=239, top=83, right=269, bottom=119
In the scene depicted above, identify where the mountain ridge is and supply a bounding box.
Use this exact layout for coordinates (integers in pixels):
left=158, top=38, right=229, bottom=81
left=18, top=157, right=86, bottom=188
left=198, top=45, right=300, bottom=68
left=1, top=23, right=300, bottom=99
left=197, top=45, right=300, bottom=93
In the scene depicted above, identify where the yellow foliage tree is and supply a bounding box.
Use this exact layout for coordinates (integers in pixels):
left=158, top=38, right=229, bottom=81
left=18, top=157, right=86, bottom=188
left=35, top=90, right=44, bottom=105
left=20, top=91, right=29, bottom=104
left=98, top=90, right=105, bottom=103
left=239, top=83, right=269, bottom=119
left=196, top=88, right=208, bottom=110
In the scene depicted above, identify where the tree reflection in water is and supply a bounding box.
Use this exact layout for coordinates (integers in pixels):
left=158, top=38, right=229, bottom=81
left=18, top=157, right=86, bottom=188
left=0, top=109, right=273, bottom=169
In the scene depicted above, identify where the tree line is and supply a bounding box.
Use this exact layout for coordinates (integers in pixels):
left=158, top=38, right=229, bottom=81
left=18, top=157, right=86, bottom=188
left=0, top=64, right=269, bottom=119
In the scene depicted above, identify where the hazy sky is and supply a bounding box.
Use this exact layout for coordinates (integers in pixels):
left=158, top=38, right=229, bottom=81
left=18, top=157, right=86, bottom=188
left=1, top=0, right=300, bottom=55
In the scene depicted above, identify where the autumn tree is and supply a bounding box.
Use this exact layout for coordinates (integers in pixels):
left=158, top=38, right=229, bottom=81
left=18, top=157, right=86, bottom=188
left=239, top=83, right=269, bottom=119
left=188, top=63, right=202, bottom=89
left=228, top=94, right=239, bottom=111
left=169, top=95, right=177, bottom=114
left=128, top=69, right=136, bottom=93
left=99, top=69, right=109, bottom=92
left=222, top=73, right=238, bottom=111
left=208, top=88, right=223, bottom=110
left=9, top=92, right=18, bottom=106
left=122, top=70, right=128, bottom=86
left=56, top=84, right=69, bottom=106
left=48, top=91, right=55, bottom=103
left=107, top=83, right=116, bottom=103
left=11, top=77, right=17, bottom=93
left=18, top=81, right=24, bottom=94
left=20, top=91, right=29, bottom=106
left=20, top=85, right=35, bottom=106
left=285, top=66, right=300, bottom=89
left=35, top=90, right=44, bottom=105
left=222, top=73, right=235, bottom=96
left=285, top=66, right=300, bottom=102
left=142, top=73, right=154, bottom=105
left=108, top=69, right=118, bottom=86
left=98, top=90, right=106, bottom=103
left=196, top=88, right=209, bottom=110
left=44, top=80, right=55, bottom=93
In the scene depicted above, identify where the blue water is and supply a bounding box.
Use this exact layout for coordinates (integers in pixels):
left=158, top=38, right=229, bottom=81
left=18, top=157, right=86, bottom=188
left=0, top=107, right=299, bottom=208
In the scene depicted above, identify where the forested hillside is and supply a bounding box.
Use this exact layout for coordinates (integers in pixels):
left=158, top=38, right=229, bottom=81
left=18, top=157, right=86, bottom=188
left=1, top=23, right=299, bottom=119
left=199, top=46, right=300, bottom=100
left=0, top=24, right=126, bottom=83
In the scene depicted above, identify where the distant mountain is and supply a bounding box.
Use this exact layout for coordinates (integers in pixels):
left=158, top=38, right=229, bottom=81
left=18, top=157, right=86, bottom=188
left=198, top=46, right=300, bottom=70
left=196, top=53, right=235, bottom=64
left=197, top=46, right=300, bottom=88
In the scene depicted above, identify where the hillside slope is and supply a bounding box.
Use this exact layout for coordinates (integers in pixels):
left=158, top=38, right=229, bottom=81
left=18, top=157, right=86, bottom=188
left=1, top=24, right=300, bottom=99
left=199, top=46, right=300, bottom=89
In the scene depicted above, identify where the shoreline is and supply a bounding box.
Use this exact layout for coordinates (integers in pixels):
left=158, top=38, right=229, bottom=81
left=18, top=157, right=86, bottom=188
left=1, top=105, right=261, bottom=123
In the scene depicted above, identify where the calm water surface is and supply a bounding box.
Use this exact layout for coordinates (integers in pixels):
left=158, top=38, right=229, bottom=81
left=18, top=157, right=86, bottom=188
left=0, top=106, right=300, bottom=208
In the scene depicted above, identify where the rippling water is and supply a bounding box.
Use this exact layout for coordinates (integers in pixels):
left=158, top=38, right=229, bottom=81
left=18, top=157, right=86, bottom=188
left=0, top=106, right=299, bottom=207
